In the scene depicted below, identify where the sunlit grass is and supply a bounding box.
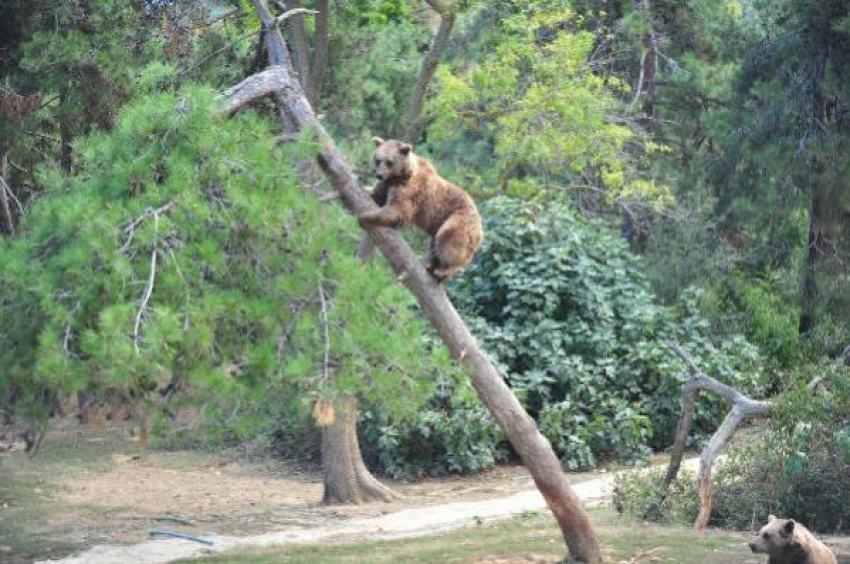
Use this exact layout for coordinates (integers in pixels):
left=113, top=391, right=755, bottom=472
left=173, top=508, right=761, bottom=564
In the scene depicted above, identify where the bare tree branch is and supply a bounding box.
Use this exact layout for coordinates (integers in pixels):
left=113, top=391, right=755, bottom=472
left=219, top=67, right=287, bottom=116
left=644, top=342, right=773, bottom=530
left=134, top=248, right=158, bottom=355
left=276, top=7, right=318, bottom=26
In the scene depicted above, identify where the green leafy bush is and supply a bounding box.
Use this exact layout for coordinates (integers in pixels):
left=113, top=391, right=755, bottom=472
left=360, top=372, right=505, bottom=479
left=448, top=196, right=765, bottom=469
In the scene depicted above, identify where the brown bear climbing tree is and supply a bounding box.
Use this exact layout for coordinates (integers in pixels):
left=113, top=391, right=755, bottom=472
left=358, top=137, right=483, bottom=283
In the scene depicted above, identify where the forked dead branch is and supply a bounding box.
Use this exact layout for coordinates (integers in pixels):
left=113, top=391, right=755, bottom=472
left=646, top=342, right=826, bottom=531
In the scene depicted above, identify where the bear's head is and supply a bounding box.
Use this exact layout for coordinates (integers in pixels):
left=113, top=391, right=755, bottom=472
left=749, top=515, right=797, bottom=555
left=372, top=137, right=414, bottom=182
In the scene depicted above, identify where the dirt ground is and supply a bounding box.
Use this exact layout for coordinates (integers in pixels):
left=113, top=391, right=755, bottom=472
left=3, top=425, right=849, bottom=564
left=1, top=424, right=579, bottom=562
left=55, top=445, right=543, bottom=535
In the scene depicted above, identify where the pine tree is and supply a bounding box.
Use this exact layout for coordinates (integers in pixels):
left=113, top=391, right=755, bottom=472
left=0, top=85, right=436, bottom=449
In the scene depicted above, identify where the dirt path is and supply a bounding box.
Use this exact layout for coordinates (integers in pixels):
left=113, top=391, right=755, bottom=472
left=35, top=460, right=668, bottom=564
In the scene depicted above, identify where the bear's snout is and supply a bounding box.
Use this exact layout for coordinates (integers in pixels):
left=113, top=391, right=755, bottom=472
left=749, top=542, right=759, bottom=553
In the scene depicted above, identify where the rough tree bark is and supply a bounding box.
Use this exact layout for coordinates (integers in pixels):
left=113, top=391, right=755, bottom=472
left=307, top=0, right=329, bottom=109
left=405, top=0, right=456, bottom=143
left=283, top=1, right=312, bottom=92
left=642, top=342, right=774, bottom=531
left=279, top=0, right=328, bottom=109
left=321, top=394, right=399, bottom=504
left=225, top=3, right=604, bottom=561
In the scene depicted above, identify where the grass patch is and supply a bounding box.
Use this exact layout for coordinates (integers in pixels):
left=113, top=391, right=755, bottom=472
left=172, top=509, right=760, bottom=564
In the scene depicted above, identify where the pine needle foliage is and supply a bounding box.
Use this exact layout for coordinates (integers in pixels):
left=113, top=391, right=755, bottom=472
left=0, top=85, right=436, bottom=437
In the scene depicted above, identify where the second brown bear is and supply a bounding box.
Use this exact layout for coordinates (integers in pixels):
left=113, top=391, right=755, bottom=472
left=358, top=137, right=483, bottom=282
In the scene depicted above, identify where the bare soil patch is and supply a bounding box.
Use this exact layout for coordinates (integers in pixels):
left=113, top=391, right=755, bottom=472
left=1, top=425, right=566, bottom=562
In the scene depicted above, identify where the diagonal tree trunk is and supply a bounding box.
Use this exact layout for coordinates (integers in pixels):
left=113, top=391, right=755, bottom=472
left=228, top=4, right=603, bottom=561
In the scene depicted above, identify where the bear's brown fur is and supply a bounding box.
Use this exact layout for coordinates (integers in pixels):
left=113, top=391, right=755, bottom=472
left=749, top=515, right=837, bottom=564
left=358, top=137, right=483, bottom=282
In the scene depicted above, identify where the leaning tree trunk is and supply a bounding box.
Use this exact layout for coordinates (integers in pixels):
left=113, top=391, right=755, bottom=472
left=227, top=5, right=603, bottom=561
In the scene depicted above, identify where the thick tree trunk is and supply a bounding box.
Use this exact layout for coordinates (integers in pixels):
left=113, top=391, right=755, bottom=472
left=283, top=0, right=312, bottom=94
left=233, top=4, right=604, bottom=561
left=306, top=0, right=329, bottom=109
left=405, top=1, right=456, bottom=143
left=249, top=0, right=400, bottom=505
left=321, top=395, right=399, bottom=504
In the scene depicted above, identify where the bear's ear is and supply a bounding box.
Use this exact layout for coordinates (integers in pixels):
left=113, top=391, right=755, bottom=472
left=372, top=136, right=385, bottom=146
left=400, top=143, right=412, bottom=155
left=768, top=514, right=777, bottom=522
left=782, top=520, right=795, bottom=537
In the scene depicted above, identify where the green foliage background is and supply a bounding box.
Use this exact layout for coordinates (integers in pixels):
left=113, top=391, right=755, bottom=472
left=0, top=0, right=848, bottom=519
left=1, top=86, right=437, bottom=441
left=448, top=197, right=764, bottom=469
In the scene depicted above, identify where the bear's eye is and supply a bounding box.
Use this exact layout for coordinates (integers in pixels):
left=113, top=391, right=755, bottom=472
left=762, top=532, right=770, bottom=539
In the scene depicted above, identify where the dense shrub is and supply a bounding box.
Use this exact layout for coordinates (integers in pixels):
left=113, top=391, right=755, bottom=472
left=448, top=196, right=765, bottom=469
left=359, top=372, right=505, bottom=479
